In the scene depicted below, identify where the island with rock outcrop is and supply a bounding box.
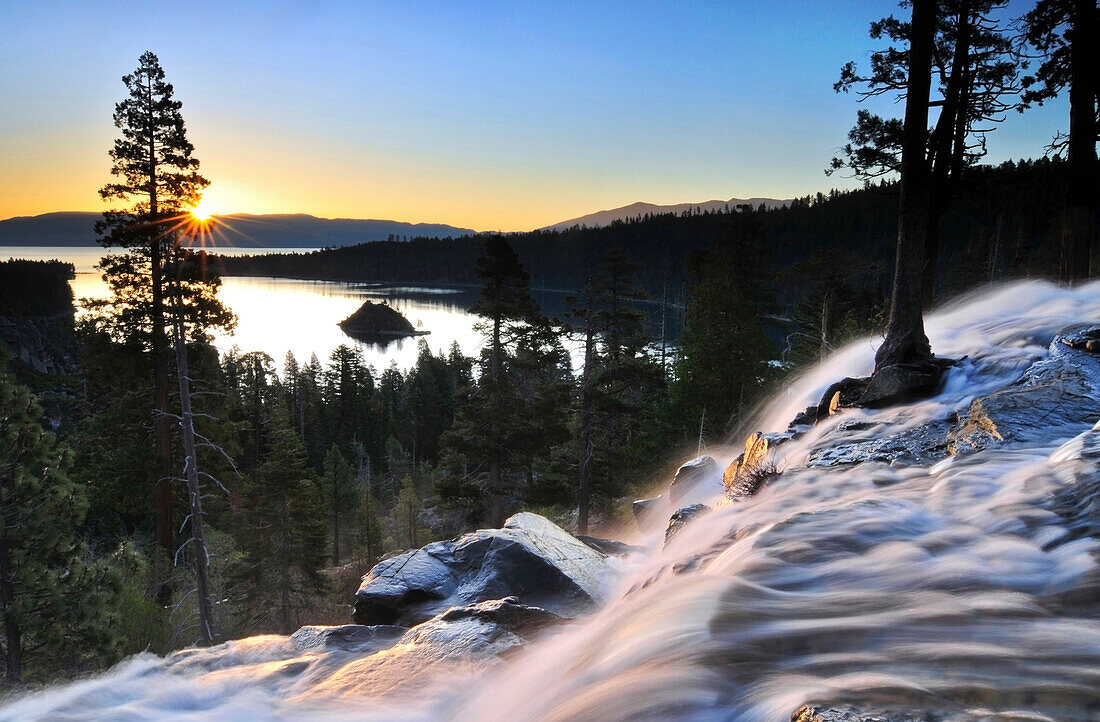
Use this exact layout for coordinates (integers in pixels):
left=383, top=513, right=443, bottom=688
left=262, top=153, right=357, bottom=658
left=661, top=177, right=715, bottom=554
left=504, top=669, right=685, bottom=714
left=337, top=300, right=428, bottom=343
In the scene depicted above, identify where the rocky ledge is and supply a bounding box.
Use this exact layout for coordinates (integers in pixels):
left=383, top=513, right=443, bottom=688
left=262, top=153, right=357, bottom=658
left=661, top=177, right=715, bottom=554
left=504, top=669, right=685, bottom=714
left=791, top=704, right=973, bottom=722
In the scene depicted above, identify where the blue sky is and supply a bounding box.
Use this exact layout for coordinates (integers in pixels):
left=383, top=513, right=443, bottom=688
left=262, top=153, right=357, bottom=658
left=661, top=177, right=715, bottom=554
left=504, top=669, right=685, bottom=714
left=0, top=0, right=1068, bottom=230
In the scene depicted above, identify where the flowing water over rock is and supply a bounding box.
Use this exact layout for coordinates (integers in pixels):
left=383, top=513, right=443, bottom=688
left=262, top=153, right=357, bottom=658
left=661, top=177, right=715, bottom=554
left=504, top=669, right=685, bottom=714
left=5, top=280, right=1100, bottom=721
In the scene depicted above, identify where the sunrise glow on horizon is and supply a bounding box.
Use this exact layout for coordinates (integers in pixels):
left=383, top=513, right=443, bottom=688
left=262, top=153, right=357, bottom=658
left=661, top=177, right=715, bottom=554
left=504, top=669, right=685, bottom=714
left=1, top=1, right=1069, bottom=232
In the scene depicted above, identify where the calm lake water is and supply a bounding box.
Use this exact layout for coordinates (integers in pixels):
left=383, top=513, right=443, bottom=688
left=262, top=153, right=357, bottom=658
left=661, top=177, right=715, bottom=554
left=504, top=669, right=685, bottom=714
left=3, top=246, right=488, bottom=371
left=5, top=246, right=678, bottom=372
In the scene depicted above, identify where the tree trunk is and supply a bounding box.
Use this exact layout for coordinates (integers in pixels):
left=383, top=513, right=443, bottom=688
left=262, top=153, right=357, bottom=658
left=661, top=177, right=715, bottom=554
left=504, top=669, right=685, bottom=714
left=577, top=322, right=595, bottom=536
left=875, top=0, right=936, bottom=370
left=332, top=468, right=340, bottom=566
left=151, top=228, right=176, bottom=606
left=172, top=264, right=215, bottom=646
left=923, top=2, right=972, bottom=307
left=488, top=311, right=504, bottom=528
left=280, top=568, right=291, bottom=634
left=145, top=86, right=175, bottom=592
left=1063, top=0, right=1098, bottom=282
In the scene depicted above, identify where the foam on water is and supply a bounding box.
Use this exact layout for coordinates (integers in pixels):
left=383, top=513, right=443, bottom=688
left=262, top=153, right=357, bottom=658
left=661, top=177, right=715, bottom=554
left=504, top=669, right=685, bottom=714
left=5, top=280, right=1100, bottom=721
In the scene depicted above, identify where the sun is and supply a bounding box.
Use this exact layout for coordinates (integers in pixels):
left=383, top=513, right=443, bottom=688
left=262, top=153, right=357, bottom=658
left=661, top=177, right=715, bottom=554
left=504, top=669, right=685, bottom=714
left=189, top=203, right=213, bottom=222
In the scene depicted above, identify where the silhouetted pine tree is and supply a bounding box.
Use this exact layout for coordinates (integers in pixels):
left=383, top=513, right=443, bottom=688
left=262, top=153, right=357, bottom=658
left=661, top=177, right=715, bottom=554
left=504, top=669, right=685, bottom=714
left=1019, top=0, right=1099, bottom=280
left=93, top=51, right=233, bottom=567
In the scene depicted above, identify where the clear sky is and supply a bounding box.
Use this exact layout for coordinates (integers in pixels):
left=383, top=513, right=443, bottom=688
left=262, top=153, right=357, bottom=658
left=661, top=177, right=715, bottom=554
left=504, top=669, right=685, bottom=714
left=0, top=0, right=1067, bottom=231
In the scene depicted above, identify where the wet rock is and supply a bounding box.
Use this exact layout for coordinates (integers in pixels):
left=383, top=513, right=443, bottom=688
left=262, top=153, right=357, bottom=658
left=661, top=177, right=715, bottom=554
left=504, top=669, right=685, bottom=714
left=948, top=330, right=1100, bottom=455
left=352, top=543, right=457, bottom=625
left=1058, top=324, right=1100, bottom=352
left=815, top=376, right=870, bottom=417
left=632, top=495, right=666, bottom=525
left=289, top=624, right=405, bottom=653
left=723, top=432, right=772, bottom=497
left=668, top=455, right=723, bottom=505
left=354, top=512, right=612, bottom=626
left=859, top=359, right=953, bottom=409
left=808, top=418, right=953, bottom=468
left=664, top=504, right=712, bottom=545
left=434, top=596, right=563, bottom=638
left=576, top=535, right=644, bottom=557
left=787, top=404, right=820, bottom=428
left=325, top=598, right=560, bottom=699
left=791, top=704, right=968, bottom=722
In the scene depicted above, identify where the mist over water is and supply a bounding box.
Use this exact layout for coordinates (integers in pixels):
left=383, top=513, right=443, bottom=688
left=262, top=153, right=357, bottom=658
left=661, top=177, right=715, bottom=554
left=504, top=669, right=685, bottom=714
left=5, top=280, right=1100, bottom=721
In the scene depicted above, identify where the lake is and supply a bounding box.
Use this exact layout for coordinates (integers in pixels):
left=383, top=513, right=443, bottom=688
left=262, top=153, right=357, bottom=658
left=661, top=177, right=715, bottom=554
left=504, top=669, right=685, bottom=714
left=4, top=246, right=681, bottom=373
left=3, top=246, right=493, bottom=371
left=4, top=246, right=680, bottom=372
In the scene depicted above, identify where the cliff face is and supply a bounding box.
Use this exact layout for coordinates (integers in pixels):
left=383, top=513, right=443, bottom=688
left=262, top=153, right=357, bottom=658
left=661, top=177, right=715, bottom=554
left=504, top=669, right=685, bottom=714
left=0, top=315, right=79, bottom=377
left=0, top=260, right=78, bottom=375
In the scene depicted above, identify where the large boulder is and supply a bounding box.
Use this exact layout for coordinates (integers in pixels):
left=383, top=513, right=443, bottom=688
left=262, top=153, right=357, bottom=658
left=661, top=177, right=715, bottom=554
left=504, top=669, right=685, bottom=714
left=353, top=512, right=613, bottom=626
left=288, top=624, right=405, bottom=654
left=575, top=535, right=645, bottom=557
left=632, top=494, right=667, bottom=526
left=668, top=455, right=723, bottom=505
left=814, top=376, right=870, bottom=417
left=351, top=542, right=458, bottom=625
left=321, top=597, right=562, bottom=701
left=430, top=596, right=563, bottom=639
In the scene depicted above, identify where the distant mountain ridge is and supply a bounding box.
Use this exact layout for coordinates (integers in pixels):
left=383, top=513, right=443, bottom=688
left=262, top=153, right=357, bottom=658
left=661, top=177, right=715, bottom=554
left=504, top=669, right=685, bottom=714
left=541, top=197, right=790, bottom=231
left=0, top=212, right=475, bottom=248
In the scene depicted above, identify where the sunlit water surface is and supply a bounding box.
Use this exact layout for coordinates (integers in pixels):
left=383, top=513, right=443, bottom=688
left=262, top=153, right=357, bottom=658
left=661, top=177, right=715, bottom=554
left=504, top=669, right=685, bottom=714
left=4, top=276, right=1099, bottom=721
left=4, top=246, right=485, bottom=370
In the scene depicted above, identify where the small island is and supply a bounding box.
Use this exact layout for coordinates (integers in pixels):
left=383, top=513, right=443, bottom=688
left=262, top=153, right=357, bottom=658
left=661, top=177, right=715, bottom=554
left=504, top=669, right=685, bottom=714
left=338, top=300, right=428, bottom=343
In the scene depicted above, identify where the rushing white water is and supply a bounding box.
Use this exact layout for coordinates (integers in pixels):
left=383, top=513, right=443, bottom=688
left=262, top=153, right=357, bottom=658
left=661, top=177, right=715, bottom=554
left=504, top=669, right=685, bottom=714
left=5, top=280, right=1100, bottom=721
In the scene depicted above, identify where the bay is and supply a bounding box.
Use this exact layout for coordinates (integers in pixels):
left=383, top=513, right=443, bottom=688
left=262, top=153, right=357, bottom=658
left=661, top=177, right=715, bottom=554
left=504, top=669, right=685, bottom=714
left=2, top=246, right=485, bottom=371
left=4, top=246, right=678, bottom=372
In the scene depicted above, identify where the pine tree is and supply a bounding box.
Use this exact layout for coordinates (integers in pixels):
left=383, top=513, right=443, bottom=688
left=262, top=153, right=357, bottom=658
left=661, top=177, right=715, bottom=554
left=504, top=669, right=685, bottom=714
left=229, top=405, right=327, bottom=634
left=670, top=213, right=776, bottom=440
left=223, top=354, right=326, bottom=634
left=322, top=444, right=357, bottom=565
left=832, top=1, right=1019, bottom=303
left=355, top=465, right=384, bottom=570
left=877, top=0, right=937, bottom=369
left=394, top=474, right=420, bottom=548
left=323, top=345, right=373, bottom=455
left=406, top=340, right=460, bottom=464
left=460, top=237, right=541, bottom=526
left=1, top=372, right=118, bottom=686
left=93, top=51, right=232, bottom=567
left=1019, top=0, right=1099, bottom=280
left=567, top=249, right=664, bottom=533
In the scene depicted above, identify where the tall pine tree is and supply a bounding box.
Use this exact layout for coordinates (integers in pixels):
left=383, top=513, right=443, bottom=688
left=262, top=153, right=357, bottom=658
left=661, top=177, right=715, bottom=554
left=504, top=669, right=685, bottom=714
left=453, top=237, right=541, bottom=527
left=94, top=51, right=232, bottom=569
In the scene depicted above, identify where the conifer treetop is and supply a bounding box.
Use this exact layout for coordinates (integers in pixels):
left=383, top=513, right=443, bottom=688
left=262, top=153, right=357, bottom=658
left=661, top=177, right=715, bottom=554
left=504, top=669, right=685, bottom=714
left=99, top=51, right=208, bottom=219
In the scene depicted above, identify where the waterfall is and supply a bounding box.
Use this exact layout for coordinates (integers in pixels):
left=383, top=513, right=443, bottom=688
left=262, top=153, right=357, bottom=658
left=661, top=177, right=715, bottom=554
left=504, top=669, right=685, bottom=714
left=5, top=280, right=1100, bottom=722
